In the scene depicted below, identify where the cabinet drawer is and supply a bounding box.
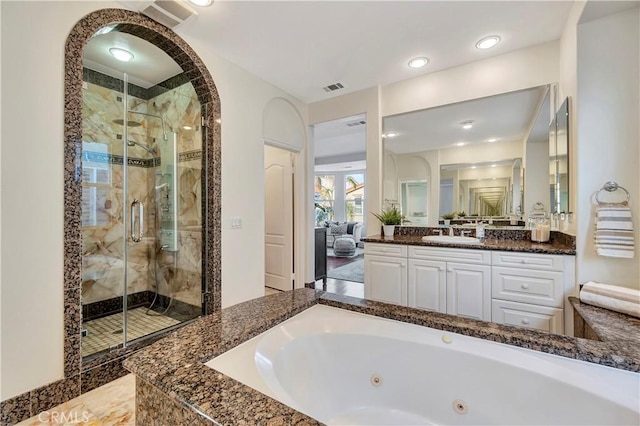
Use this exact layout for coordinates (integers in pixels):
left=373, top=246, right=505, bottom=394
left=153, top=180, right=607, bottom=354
left=409, top=246, right=490, bottom=265
left=365, top=243, right=407, bottom=258
left=492, top=267, right=563, bottom=307
left=491, top=252, right=563, bottom=271
left=492, top=299, right=564, bottom=334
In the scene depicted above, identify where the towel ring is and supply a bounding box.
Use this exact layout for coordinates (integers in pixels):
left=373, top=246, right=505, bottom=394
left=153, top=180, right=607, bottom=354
left=595, top=181, right=630, bottom=204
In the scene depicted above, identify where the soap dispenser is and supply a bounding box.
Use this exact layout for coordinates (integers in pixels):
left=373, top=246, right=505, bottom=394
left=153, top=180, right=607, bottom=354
left=476, top=222, right=485, bottom=242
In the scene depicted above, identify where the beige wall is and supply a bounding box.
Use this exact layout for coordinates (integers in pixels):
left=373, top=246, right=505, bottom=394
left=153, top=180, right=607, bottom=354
left=574, top=7, right=640, bottom=289
left=0, top=1, right=308, bottom=400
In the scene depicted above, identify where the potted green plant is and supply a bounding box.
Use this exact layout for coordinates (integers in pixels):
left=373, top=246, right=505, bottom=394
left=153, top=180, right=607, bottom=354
left=371, top=207, right=404, bottom=237
left=457, top=211, right=467, bottom=218
left=442, top=212, right=456, bottom=226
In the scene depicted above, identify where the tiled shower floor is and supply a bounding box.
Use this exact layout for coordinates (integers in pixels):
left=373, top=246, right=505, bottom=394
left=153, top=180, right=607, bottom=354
left=82, top=307, right=181, bottom=357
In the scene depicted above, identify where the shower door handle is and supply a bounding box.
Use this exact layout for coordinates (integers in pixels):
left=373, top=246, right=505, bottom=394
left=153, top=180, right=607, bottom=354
left=131, top=199, right=144, bottom=242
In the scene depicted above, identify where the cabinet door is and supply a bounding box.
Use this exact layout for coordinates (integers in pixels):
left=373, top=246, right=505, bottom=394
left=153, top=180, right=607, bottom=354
left=364, top=255, right=407, bottom=305
left=446, top=262, right=491, bottom=321
left=408, top=259, right=446, bottom=313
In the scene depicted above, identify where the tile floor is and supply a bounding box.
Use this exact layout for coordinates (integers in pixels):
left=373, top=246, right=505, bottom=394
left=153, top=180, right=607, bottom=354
left=18, top=374, right=135, bottom=425
left=82, top=307, right=180, bottom=357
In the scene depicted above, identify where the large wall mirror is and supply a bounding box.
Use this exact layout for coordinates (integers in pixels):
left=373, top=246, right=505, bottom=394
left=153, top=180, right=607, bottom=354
left=383, top=85, right=556, bottom=226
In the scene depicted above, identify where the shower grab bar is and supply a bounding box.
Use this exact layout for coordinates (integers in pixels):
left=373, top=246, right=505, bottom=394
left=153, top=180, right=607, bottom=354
left=131, top=199, right=144, bottom=242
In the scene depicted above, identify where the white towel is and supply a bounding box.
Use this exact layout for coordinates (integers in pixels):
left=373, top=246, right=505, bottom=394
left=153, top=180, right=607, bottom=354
left=579, top=281, right=640, bottom=318
left=594, top=203, right=635, bottom=258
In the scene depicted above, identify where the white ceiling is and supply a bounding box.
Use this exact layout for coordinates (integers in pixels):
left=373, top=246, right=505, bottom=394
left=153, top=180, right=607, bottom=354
left=178, top=0, right=574, bottom=103
left=83, top=31, right=182, bottom=88
left=313, top=113, right=367, bottom=159
left=383, top=86, right=548, bottom=154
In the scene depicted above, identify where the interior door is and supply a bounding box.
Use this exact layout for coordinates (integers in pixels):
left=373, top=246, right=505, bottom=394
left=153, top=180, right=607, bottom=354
left=264, top=145, right=294, bottom=291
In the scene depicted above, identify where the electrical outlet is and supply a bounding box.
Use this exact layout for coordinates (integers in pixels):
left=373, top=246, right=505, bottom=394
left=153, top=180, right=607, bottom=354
left=230, top=216, right=243, bottom=229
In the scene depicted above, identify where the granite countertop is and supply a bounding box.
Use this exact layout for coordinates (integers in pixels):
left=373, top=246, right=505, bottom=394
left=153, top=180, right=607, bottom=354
left=569, top=297, right=640, bottom=344
left=125, top=289, right=639, bottom=424
left=362, top=234, right=576, bottom=255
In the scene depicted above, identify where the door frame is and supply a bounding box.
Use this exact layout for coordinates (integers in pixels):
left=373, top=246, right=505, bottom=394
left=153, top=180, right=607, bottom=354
left=264, top=139, right=305, bottom=290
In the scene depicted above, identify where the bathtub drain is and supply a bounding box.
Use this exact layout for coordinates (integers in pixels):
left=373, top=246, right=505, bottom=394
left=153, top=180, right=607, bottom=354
left=452, top=399, right=468, bottom=415
left=370, top=374, right=382, bottom=387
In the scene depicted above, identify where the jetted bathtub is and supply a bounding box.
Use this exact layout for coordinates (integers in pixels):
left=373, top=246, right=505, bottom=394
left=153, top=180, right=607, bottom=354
left=206, top=305, right=640, bottom=425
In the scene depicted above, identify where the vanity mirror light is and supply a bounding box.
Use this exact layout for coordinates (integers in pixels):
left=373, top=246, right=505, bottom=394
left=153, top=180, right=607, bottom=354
left=383, top=84, right=555, bottom=226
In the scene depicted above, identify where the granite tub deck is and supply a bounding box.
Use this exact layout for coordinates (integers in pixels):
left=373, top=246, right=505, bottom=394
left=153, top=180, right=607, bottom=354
left=124, top=289, right=640, bottom=424
left=570, top=297, right=640, bottom=344
left=362, top=233, right=576, bottom=255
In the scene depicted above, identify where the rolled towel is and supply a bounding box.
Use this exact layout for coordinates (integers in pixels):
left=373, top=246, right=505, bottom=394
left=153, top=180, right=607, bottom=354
left=579, top=281, right=640, bottom=318
left=594, top=203, right=635, bottom=258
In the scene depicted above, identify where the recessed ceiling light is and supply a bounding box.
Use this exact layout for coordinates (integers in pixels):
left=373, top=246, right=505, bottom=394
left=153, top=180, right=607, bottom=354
left=408, top=57, right=429, bottom=69
left=188, top=0, right=213, bottom=6
left=471, top=165, right=477, bottom=169
left=109, top=47, right=134, bottom=62
left=461, top=121, right=473, bottom=130
left=382, top=131, right=399, bottom=138
left=491, top=164, right=497, bottom=168
left=492, top=177, right=497, bottom=180
left=456, top=142, right=465, bottom=147
left=476, top=35, right=501, bottom=50
left=487, top=138, right=497, bottom=143
left=215, top=118, right=222, bottom=124
left=182, top=126, right=193, bottom=130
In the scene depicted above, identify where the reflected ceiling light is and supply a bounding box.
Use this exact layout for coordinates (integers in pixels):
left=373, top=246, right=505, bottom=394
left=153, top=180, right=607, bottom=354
left=382, top=131, right=399, bottom=138
left=461, top=121, right=474, bottom=130
left=188, top=0, right=213, bottom=6
left=345, top=166, right=353, bottom=169
left=182, top=125, right=193, bottom=130
left=471, top=165, right=477, bottom=169
left=491, top=164, right=497, bottom=167
left=476, top=35, right=501, bottom=50
left=94, top=25, right=115, bottom=37
left=215, top=118, right=222, bottom=124
left=456, top=142, right=465, bottom=147
left=408, top=57, right=429, bottom=69
left=109, top=47, right=134, bottom=62
left=487, top=138, right=497, bottom=143
left=492, top=177, right=497, bottom=180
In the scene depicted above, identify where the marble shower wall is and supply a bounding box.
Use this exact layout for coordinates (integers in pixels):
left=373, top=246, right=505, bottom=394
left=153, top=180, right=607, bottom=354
left=149, top=81, right=203, bottom=308
left=81, top=71, right=202, bottom=309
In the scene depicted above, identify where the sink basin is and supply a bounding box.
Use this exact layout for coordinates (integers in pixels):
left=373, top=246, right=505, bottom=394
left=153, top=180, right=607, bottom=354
left=422, top=235, right=482, bottom=245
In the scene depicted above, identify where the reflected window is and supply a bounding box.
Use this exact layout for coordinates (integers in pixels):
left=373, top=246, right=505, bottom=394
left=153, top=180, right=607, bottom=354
left=81, top=141, right=111, bottom=227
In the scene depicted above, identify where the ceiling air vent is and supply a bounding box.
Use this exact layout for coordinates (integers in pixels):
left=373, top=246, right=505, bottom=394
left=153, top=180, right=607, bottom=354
left=121, top=0, right=197, bottom=29
left=322, top=82, right=345, bottom=93
left=345, top=120, right=366, bottom=127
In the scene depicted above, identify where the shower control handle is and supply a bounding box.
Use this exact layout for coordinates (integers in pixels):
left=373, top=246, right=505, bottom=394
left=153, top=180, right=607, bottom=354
left=131, top=199, right=144, bottom=243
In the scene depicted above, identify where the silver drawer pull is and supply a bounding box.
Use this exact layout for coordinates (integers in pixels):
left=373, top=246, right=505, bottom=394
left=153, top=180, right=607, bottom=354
left=521, top=284, right=530, bottom=289
left=521, top=319, right=530, bottom=325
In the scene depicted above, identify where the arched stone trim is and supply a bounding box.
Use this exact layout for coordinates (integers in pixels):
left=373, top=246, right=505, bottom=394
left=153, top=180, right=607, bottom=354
left=63, top=9, right=221, bottom=380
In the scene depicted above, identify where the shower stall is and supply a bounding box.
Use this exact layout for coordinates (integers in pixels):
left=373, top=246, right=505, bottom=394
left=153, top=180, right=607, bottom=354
left=81, top=69, right=204, bottom=359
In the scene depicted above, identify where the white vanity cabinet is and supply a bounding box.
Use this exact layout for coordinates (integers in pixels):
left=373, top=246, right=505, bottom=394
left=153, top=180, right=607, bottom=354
left=491, top=252, right=573, bottom=334
left=363, top=242, right=576, bottom=335
left=409, top=247, right=491, bottom=321
left=364, top=244, right=407, bottom=305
